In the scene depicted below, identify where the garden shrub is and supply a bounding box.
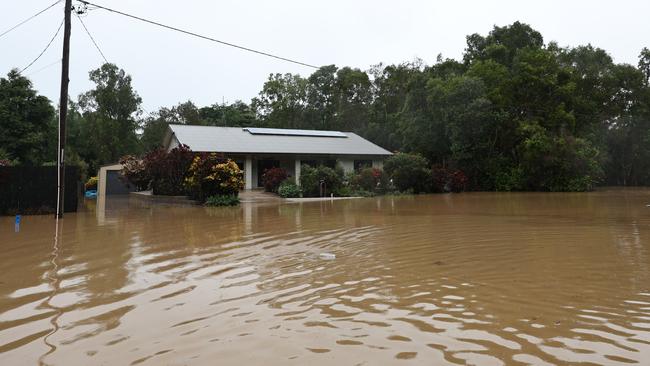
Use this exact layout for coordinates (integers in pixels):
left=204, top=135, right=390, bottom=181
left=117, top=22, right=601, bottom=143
left=383, top=153, right=430, bottom=193
left=431, top=165, right=468, bottom=193
left=494, top=167, right=526, bottom=191
left=205, top=194, right=240, bottom=207
left=143, top=145, right=194, bottom=195
left=262, top=167, right=288, bottom=192
left=0, top=149, right=14, bottom=166
left=85, top=176, right=98, bottom=191
left=352, top=167, right=388, bottom=193
left=185, top=154, right=244, bottom=202
left=299, top=164, right=343, bottom=197
left=119, top=154, right=150, bottom=191
left=278, top=180, right=301, bottom=198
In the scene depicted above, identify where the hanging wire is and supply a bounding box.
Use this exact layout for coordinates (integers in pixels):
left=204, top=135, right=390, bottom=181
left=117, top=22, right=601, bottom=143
left=77, top=0, right=319, bottom=69
left=0, top=0, right=63, bottom=40
left=76, top=13, right=108, bottom=63
left=19, top=18, right=65, bottom=74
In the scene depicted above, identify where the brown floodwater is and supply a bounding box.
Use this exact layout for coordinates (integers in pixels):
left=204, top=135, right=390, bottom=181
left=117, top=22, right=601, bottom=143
left=1, top=189, right=650, bottom=365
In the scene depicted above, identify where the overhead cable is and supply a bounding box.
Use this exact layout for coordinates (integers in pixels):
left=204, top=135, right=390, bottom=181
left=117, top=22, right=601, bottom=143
left=19, top=19, right=64, bottom=74
left=26, top=59, right=62, bottom=76
left=76, top=13, right=108, bottom=63
left=0, top=0, right=63, bottom=40
left=77, top=0, right=319, bottom=69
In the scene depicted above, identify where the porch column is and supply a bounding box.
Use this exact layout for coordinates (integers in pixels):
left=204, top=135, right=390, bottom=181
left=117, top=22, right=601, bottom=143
left=294, top=158, right=301, bottom=185
left=372, top=159, right=383, bottom=169
left=245, top=156, right=253, bottom=190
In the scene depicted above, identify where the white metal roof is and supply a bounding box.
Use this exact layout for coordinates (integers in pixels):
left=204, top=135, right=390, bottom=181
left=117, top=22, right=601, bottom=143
left=165, top=125, right=392, bottom=156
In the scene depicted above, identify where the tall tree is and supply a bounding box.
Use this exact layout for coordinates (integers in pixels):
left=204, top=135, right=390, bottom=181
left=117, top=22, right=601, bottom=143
left=0, top=70, right=56, bottom=165
left=77, top=63, right=142, bottom=172
left=639, top=47, right=650, bottom=87
left=252, top=73, right=307, bottom=129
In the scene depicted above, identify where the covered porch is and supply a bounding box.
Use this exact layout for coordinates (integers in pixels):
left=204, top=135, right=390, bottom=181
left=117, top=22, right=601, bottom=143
left=229, top=154, right=385, bottom=190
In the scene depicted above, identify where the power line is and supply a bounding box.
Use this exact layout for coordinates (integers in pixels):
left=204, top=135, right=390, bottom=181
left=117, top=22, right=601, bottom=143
left=19, top=19, right=65, bottom=74
left=76, top=13, right=108, bottom=63
left=0, top=0, right=63, bottom=40
left=77, top=0, right=319, bottom=69
left=26, top=59, right=62, bottom=77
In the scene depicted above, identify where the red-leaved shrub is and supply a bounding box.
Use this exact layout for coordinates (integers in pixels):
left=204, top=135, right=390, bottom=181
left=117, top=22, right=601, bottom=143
left=431, top=165, right=468, bottom=193
left=352, top=167, right=388, bottom=192
left=261, top=167, right=288, bottom=192
left=143, top=144, right=194, bottom=195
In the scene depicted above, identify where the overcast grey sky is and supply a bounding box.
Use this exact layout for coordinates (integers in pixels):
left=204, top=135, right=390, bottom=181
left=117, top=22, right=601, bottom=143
left=2, top=0, right=649, bottom=113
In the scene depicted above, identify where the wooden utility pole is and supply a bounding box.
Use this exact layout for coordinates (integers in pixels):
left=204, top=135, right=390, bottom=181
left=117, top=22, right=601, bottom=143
left=56, top=0, right=72, bottom=218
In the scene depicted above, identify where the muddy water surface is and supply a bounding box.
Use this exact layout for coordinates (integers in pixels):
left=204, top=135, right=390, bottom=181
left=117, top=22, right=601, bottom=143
left=1, top=190, right=650, bottom=365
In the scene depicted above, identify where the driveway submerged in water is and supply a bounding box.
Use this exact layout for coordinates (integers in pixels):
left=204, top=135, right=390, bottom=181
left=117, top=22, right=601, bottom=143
left=1, top=189, right=650, bottom=365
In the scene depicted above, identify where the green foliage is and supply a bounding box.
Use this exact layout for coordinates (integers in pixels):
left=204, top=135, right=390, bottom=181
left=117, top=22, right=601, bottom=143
left=383, top=153, right=430, bottom=193
left=3, top=21, right=650, bottom=191
left=299, top=164, right=343, bottom=197
left=278, top=180, right=302, bottom=198
left=185, top=155, right=244, bottom=202
left=493, top=167, right=526, bottom=191
left=335, top=186, right=375, bottom=197
left=0, top=70, right=56, bottom=165
left=205, top=195, right=240, bottom=207
left=85, top=176, right=98, bottom=191
left=77, top=64, right=142, bottom=172
left=252, top=66, right=372, bottom=133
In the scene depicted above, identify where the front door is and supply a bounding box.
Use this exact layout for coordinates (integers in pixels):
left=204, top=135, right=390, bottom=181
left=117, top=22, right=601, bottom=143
left=257, top=159, right=280, bottom=187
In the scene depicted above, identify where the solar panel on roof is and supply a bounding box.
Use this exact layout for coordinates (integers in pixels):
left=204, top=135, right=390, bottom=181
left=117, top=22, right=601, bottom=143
left=243, top=127, right=347, bottom=138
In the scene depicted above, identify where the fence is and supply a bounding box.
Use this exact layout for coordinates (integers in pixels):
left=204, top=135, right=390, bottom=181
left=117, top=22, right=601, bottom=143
left=0, top=166, right=79, bottom=215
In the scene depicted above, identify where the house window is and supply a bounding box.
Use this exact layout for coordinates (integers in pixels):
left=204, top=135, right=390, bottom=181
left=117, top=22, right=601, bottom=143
left=354, top=160, right=373, bottom=171
left=323, top=160, right=337, bottom=169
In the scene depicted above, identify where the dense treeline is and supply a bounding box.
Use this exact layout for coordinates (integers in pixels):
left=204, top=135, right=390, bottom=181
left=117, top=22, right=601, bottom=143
left=1, top=22, right=649, bottom=191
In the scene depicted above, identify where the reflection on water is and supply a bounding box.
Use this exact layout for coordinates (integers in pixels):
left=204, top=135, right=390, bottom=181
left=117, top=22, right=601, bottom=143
left=1, top=189, right=650, bottom=365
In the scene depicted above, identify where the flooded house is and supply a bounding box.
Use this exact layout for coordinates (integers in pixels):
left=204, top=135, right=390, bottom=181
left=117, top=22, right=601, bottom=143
left=162, top=125, right=392, bottom=189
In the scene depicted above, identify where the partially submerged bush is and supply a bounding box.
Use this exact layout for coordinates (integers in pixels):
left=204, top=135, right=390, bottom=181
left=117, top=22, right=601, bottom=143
left=278, top=180, right=301, bottom=198
left=185, top=154, right=244, bottom=202
left=300, top=164, right=343, bottom=197
left=205, top=194, right=240, bottom=207
left=262, top=167, right=288, bottom=192
left=493, top=167, right=526, bottom=192
left=384, top=153, right=430, bottom=193
left=84, top=176, right=98, bottom=191
left=351, top=167, right=388, bottom=193
left=119, top=154, right=149, bottom=191
left=431, top=165, right=468, bottom=193
left=143, top=145, right=194, bottom=195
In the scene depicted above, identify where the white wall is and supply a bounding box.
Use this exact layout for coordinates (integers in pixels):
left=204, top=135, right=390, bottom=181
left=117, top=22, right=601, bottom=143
left=340, top=159, right=354, bottom=174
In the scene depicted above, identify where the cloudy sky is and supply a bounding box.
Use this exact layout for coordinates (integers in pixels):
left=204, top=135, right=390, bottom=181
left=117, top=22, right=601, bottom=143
left=2, top=0, right=649, bottom=113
